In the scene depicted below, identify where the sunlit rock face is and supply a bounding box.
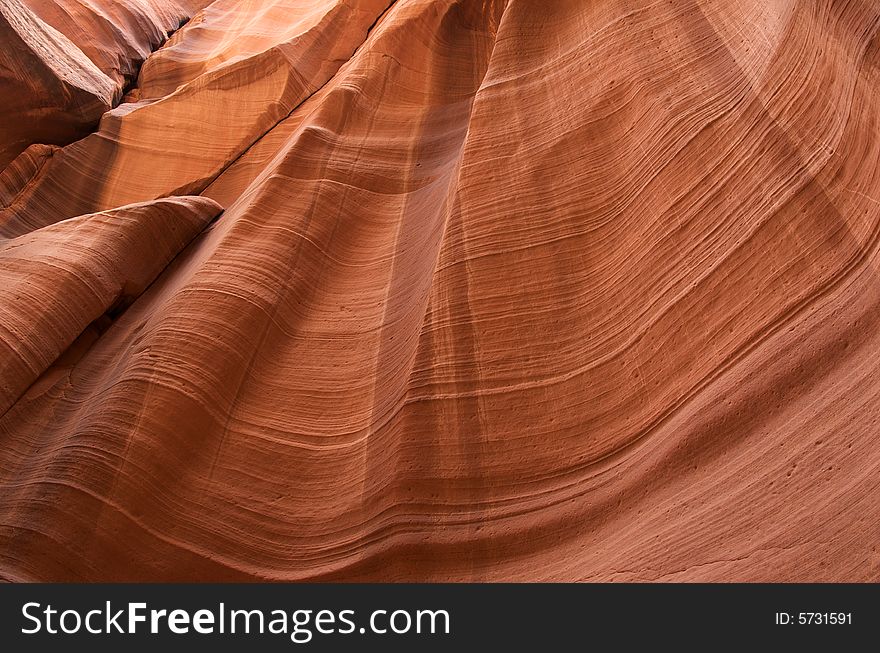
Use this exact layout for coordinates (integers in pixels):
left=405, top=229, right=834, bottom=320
left=1, top=0, right=879, bottom=581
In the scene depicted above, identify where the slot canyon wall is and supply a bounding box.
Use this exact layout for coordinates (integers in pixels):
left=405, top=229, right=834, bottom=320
left=0, top=0, right=879, bottom=581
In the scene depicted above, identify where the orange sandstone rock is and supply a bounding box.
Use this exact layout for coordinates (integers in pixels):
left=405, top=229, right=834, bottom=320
left=0, top=0, right=878, bottom=582
left=0, top=0, right=114, bottom=169
left=0, top=196, right=222, bottom=415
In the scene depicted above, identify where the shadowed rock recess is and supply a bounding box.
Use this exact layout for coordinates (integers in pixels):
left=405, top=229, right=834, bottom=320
left=0, top=0, right=878, bottom=582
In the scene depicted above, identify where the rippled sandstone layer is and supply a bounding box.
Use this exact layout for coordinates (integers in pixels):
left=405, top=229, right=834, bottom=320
left=0, top=0, right=878, bottom=581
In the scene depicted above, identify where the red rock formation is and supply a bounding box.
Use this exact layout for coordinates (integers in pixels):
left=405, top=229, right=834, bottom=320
left=0, top=0, right=113, bottom=168
left=0, top=195, right=222, bottom=415
left=0, top=0, right=879, bottom=581
left=0, top=0, right=212, bottom=168
left=24, top=0, right=210, bottom=88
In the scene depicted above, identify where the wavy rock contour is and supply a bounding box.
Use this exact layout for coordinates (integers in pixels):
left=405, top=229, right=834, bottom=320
left=0, top=0, right=879, bottom=581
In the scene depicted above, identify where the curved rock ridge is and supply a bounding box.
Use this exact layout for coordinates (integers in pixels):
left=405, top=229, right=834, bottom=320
left=0, top=195, right=222, bottom=417
left=1, top=0, right=879, bottom=581
left=0, top=0, right=214, bottom=169
left=0, top=0, right=392, bottom=236
left=24, top=0, right=212, bottom=88
left=134, top=0, right=393, bottom=100
left=0, top=0, right=115, bottom=169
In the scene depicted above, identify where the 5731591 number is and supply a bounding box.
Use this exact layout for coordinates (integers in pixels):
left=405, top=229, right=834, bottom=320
left=775, top=612, right=852, bottom=625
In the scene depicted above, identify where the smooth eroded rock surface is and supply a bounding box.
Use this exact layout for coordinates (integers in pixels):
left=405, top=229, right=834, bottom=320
left=0, top=0, right=878, bottom=581
left=0, top=195, right=222, bottom=416
left=0, top=0, right=114, bottom=168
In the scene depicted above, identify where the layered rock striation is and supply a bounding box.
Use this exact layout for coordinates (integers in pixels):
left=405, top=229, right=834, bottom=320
left=0, top=0, right=878, bottom=581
